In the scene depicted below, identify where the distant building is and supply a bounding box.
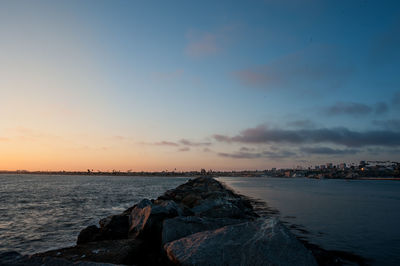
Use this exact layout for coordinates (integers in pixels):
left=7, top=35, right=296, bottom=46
left=326, top=163, right=333, bottom=169
left=339, top=163, right=346, bottom=169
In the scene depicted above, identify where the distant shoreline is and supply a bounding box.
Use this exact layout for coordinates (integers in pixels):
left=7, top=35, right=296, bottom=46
left=1, top=171, right=399, bottom=181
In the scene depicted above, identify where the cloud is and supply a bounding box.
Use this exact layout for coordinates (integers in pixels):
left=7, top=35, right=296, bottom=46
left=373, top=119, right=400, bottom=131
left=184, top=25, right=237, bottom=58
left=324, top=101, right=388, bottom=116
left=239, top=147, right=255, bottom=152
left=185, top=32, right=218, bottom=57
left=179, top=139, right=211, bottom=147
left=153, top=141, right=179, bottom=147
left=393, top=92, right=400, bottom=106
left=213, top=125, right=400, bottom=147
left=218, top=152, right=262, bottom=159
left=178, top=147, right=190, bottom=152
left=233, top=45, right=354, bottom=91
left=324, top=102, right=372, bottom=116
left=300, top=146, right=359, bottom=155
left=375, top=102, right=389, bottom=114
left=203, top=147, right=213, bottom=152
left=218, top=149, right=297, bottom=160
left=286, top=119, right=316, bottom=129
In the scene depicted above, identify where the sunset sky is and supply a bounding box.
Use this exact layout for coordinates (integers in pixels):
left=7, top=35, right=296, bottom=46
left=1, top=0, right=400, bottom=171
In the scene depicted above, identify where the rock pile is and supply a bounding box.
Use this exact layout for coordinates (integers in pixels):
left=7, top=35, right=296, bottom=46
left=0, top=176, right=317, bottom=266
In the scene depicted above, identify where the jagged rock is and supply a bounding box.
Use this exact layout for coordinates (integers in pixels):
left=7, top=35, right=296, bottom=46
left=77, top=215, right=129, bottom=244
left=128, top=199, right=184, bottom=239
left=98, top=214, right=129, bottom=239
left=77, top=225, right=102, bottom=244
left=164, top=218, right=318, bottom=266
left=34, top=239, right=143, bottom=265
left=162, top=216, right=246, bottom=245
left=190, top=198, right=253, bottom=219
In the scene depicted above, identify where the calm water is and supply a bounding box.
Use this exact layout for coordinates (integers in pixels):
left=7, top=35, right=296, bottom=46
left=218, top=176, right=400, bottom=266
left=0, top=174, right=189, bottom=255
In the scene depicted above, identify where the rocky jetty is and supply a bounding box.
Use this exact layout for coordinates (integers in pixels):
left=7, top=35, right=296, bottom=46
left=0, top=176, right=317, bottom=266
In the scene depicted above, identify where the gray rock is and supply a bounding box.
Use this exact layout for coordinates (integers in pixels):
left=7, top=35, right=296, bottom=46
left=191, top=198, right=249, bottom=219
left=162, top=216, right=246, bottom=245
left=164, top=218, right=317, bottom=266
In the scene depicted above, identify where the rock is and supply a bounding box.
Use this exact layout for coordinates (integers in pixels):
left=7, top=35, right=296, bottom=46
left=191, top=198, right=252, bottom=219
left=98, top=214, right=129, bottom=240
left=128, top=199, right=153, bottom=238
left=77, top=214, right=129, bottom=244
left=164, top=218, right=317, bottom=266
left=162, top=216, right=246, bottom=245
left=34, top=239, right=143, bottom=265
left=77, top=225, right=102, bottom=244
left=128, top=199, right=184, bottom=239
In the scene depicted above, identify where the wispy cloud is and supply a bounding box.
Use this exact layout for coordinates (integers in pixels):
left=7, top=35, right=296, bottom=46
left=178, top=147, right=190, bottom=152
left=373, top=119, right=400, bottom=131
left=179, top=139, right=211, bottom=147
left=184, top=25, right=237, bottom=58
left=324, top=101, right=388, bottom=116
left=153, top=141, right=179, bottom=147
left=218, top=149, right=296, bottom=160
left=300, top=146, right=359, bottom=155
left=233, top=45, right=354, bottom=91
left=286, top=119, right=316, bottom=129
left=185, top=32, right=218, bottom=57
left=214, top=124, right=400, bottom=147
left=393, top=92, right=400, bottom=106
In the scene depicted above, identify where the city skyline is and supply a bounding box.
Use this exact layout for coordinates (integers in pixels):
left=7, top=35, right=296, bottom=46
left=1, top=0, right=400, bottom=171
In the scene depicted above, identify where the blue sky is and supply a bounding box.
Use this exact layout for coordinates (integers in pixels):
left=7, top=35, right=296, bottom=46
left=0, top=0, right=399, bottom=170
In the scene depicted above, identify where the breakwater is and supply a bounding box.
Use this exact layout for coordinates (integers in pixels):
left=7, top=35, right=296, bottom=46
left=1, top=176, right=325, bottom=265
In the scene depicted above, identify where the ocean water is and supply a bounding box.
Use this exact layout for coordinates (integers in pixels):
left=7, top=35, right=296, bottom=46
left=218, top=176, right=400, bottom=266
left=0, top=174, right=189, bottom=255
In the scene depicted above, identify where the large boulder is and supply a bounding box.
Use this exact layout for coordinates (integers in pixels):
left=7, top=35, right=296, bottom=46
left=162, top=216, right=246, bottom=245
left=77, top=214, right=129, bottom=244
left=191, top=198, right=254, bottom=219
left=128, top=199, right=185, bottom=239
left=164, top=218, right=317, bottom=266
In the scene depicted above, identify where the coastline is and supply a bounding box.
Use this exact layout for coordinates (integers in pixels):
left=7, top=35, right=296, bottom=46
left=0, top=176, right=368, bottom=265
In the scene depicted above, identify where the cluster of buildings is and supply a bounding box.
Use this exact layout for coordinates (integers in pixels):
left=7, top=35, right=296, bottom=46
left=264, top=161, right=400, bottom=179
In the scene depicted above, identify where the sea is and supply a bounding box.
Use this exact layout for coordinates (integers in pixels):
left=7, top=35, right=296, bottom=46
left=218, top=176, right=400, bottom=266
left=1, top=174, right=399, bottom=265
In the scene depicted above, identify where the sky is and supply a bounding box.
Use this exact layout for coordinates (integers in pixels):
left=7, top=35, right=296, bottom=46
left=0, top=0, right=400, bottom=171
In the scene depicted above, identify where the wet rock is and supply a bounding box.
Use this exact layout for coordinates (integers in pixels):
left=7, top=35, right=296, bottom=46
left=98, top=214, right=129, bottom=240
left=77, top=214, right=129, bottom=244
left=162, top=216, right=246, bottom=245
left=34, top=239, right=143, bottom=265
left=165, top=218, right=317, bottom=266
left=77, top=225, right=102, bottom=244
